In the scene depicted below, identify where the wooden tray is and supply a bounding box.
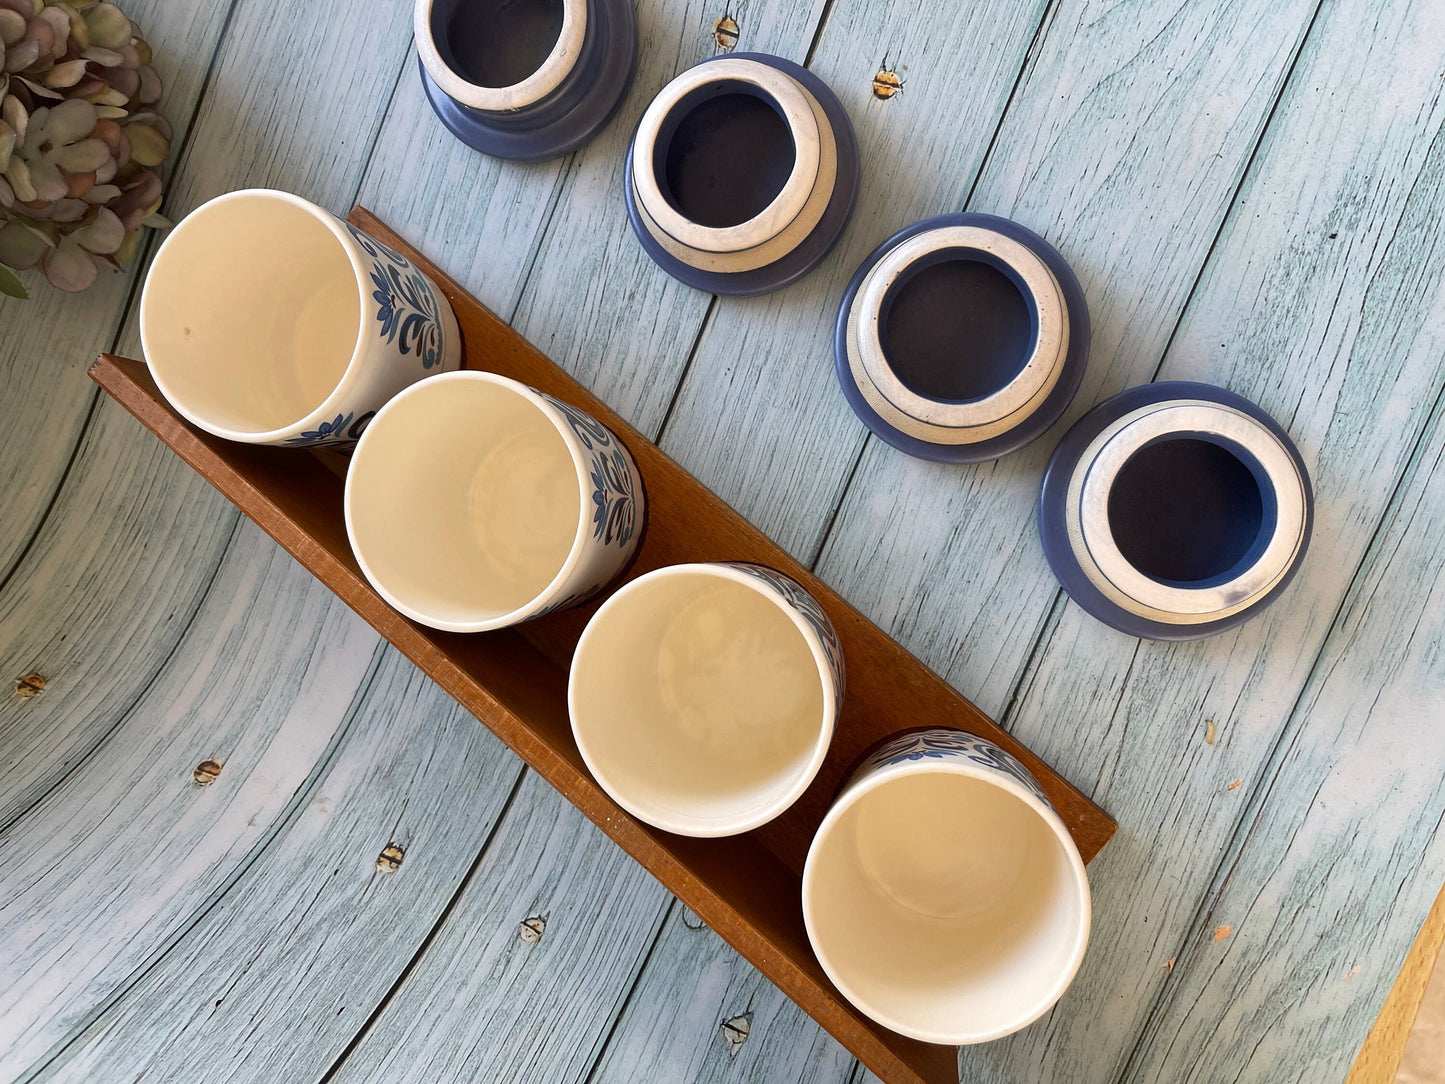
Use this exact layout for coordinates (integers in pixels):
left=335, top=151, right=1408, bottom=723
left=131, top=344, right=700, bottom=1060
left=89, top=206, right=1115, bottom=1084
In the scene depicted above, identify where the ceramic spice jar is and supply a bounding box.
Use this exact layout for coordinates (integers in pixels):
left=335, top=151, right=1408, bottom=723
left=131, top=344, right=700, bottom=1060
left=802, top=728, right=1090, bottom=1044
left=1038, top=381, right=1313, bottom=640
left=414, top=0, right=636, bottom=161
left=835, top=213, right=1090, bottom=462
left=625, top=53, right=860, bottom=296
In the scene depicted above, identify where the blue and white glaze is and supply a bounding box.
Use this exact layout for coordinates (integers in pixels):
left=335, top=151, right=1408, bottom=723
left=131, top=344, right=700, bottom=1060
left=724, top=562, right=845, bottom=697
left=845, top=728, right=1050, bottom=807
left=542, top=394, right=639, bottom=550
left=347, top=224, right=448, bottom=373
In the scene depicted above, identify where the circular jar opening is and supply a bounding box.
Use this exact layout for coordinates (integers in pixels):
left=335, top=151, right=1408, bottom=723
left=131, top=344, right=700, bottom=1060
left=569, top=566, right=833, bottom=836
left=346, top=374, right=586, bottom=631
left=431, top=0, right=564, bottom=89
left=655, top=83, right=796, bottom=229
left=879, top=249, right=1037, bottom=402
left=804, top=767, right=1088, bottom=1043
left=1107, top=437, right=1273, bottom=585
left=140, top=192, right=361, bottom=439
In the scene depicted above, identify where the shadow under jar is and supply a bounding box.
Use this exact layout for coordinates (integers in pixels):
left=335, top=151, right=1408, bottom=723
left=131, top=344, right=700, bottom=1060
left=624, top=54, right=859, bottom=296
left=835, top=212, right=1091, bottom=462
left=1038, top=381, right=1314, bottom=640
left=414, top=0, right=636, bottom=161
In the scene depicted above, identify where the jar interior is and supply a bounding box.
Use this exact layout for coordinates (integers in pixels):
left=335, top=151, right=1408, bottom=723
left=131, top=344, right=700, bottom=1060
left=656, top=83, right=796, bottom=228
left=432, top=0, right=565, bottom=90
left=1107, top=436, right=1275, bottom=586
left=879, top=249, right=1037, bottom=402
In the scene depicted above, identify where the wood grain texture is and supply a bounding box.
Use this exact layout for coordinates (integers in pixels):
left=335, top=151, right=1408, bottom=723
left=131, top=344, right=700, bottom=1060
left=326, top=772, right=672, bottom=1084
left=35, top=648, right=525, bottom=1084
left=1347, top=883, right=1445, bottom=1084
left=589, top=905, right=857, bottom=1084
left=657, top=0, right=1054, bottom=559
left=1125, top=371, right=1445, bottom=1083
left=508, top=0, right=825, bottom=436
left=975, top=1, right=1445, bottom=1080
left=0, top=401, right=235, bottom=833
left=0, top=0, right=237, bottom=583
left=0, top=521, right=377, bottom=1081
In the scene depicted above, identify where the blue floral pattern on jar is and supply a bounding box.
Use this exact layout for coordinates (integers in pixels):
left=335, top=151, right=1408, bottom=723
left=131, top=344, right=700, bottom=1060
left=850, top=729, right=1049, bottom=806
left=284, top=411, right=354, bottom=447
left=725, top=563, right=844, bottom=697
left=542, top=394, right=639, bottom=549
left=346, top=223, right=446, bottom=371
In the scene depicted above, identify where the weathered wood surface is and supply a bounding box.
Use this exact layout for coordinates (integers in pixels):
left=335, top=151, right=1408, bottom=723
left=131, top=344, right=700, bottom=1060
left=2, top=0, right=1444, bottom=1078
left=38, top=648, right=525, bottom=1084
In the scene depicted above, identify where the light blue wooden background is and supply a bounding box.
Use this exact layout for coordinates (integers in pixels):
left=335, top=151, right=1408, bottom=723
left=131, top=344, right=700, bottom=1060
left=1, top=0, right=1442, bottom=1081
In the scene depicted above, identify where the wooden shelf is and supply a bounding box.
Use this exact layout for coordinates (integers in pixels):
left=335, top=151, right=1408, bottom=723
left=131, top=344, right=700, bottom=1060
left=88, top=206, right=1115, bottom=1084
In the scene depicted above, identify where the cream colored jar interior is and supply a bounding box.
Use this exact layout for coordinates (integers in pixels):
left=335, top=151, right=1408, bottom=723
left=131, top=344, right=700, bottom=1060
left=141, top=194, right=360, bottom=437
left=570, top=569, right=830, bottom=835
left=806, top=770, right=1087, bottom=1043
left=346, top=377, right=583, bottom=629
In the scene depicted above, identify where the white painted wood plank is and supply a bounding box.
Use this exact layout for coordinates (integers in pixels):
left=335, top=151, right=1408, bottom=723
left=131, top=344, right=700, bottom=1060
left=0, top=519, right=378, bottom=1081
left=509, top=0, right=827, bottom=434
left=356, top=75, right=568, bottom=318
left=1125, top=373, right=1445, bottom=1083
left=0, top=402, right=236, bottom=832
left=955, top=1, right=1445, bottom=1080
left=3, top=0, right=446, bottom=837
left=326, top=772, right=671, bottom=1084
left=656, top=0, right=1056, bottom=558
left=589, top=906, right=857, bottom=1084
left=0, top=0, right=239, bottom=582
left=37, top=647, right=525, bottom=1084
left=813, top=0, right=1321, bottom=714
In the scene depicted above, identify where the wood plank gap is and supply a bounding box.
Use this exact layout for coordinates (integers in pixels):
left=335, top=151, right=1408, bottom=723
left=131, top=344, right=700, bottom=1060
left=802, top=0, right=840, bottom=67
left=0, top=506, right=243, bottom=836
left=344, top=41, right=420, bottom=215
left=16, top=638, right=394, bottom=1084
left=1115, top=379, right=1445, bottom=1084
left=655, top=296, right=719, bottom=442
left=800, top=0, right=1061, bottom=577
left=317, top=766, right=531, bottom=1084
left=806, top=436, right=870, bottom=571
left=503, top=163, right=578, bottom=326
left=1140, top=0, right=1330, bottom=386
left=580, top=898, right=681, bottom=1084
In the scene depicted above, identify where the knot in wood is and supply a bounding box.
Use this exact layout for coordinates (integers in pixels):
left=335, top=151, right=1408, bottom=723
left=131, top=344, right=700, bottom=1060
left=713, top=14, right=739, bottom=51
left=872, top=68, right=902, bottom=100
left=192, top=758, right=223, bottom=785
left=14, top=673, right=45, bottom=697
left=721, top=1011, right=752, bottom=1056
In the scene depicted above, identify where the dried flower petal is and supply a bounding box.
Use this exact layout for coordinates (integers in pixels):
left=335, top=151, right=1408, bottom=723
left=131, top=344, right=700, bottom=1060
left=2, top=92, right=22, bottom=143
left=53, top=134, right=107, bottom=171
left=81, top=180, right=116, bottom=202
left=0, top=118, right=12, bottom=167
left=44, top=97, right=95, bottom=143
left=3, top=37, right=39, bottom=72
left=0, top=219, right=47, bottom=267
left=0, top=172, right=12, bottom=207
left=4, top=151, right=33, bottom=200
left=43, top=57, right=88, bottom=88
left=82, top=3, right=129, bottom=50
left=125, top=120, right=164, bottom=166
left=0, top=9, right=25, bottom=46
left=43, top=195, right=87, bottom=220
left=41, top=237, right=98, bottom=291
left=81, top=45, right=121, bottom=66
